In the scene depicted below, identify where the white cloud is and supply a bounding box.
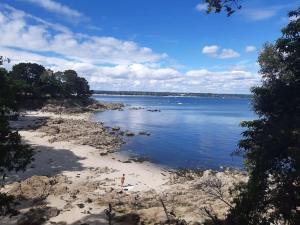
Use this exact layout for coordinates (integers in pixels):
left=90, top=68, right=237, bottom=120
left=24, top=0, right=84, bottom=20
left=219, top=49, right=240, bottom=59
left=245, top=45, right=257, bottom=53
left=242, top=4, right=296, bottom=22
left=1, top=45, right=259, bottom=94
left=202, top=45, right=239, bottom=59
left=0, top=4, right=260, bottom=94
left=0, top=5, right=166, bottom=65
left=244, top=8, right=278, bottom=21
left=195, top=3, right=208, bottom=12
left=202, top=45, right=219, bottom=57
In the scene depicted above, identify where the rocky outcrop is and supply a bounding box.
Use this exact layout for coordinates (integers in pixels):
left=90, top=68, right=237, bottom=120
left=37, top=118, right=124, bottom=153
left=138, top=131, right=151, bottom=136
left=8, top=175, right=70, bottom=199
left=40, top=99, right=124, bottom=114
left=17, top=207, right=60, bottom=225
left=147, top=109, right=161, bottom=112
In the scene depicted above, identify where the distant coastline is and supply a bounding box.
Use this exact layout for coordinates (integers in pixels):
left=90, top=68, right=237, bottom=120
left=93, top=90, right=252, bottom=98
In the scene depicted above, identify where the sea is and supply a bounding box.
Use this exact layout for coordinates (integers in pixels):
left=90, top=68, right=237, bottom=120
left=91, top=95, right=255, bottom=170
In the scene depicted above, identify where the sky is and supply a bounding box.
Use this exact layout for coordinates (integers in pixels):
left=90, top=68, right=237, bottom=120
left=0, top=0, right=299, bottom=94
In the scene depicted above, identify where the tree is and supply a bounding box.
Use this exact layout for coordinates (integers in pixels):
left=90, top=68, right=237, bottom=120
left=59, top=70, right=91, bottom=97
left=204, top=0, right=241, bottom=16
left=75, top=77, right=92, bottom=97
left=8, top=64, right=91, bottom=99
left=60, top=69, right=78, bottom=96
left=0, top=65, right=33, bottom=215
left=225, top=8, right=300, bottom=225
left=40, top=69, right=63, bottom=97
left=9, top=63, right=46, bottom=98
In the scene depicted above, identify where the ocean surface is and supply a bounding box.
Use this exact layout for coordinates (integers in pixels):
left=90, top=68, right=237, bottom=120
left=91, top=95, right=255, bottom=170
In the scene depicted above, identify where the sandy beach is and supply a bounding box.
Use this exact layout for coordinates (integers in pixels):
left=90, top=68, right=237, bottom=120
left=1, top=110, right=247, bottom=225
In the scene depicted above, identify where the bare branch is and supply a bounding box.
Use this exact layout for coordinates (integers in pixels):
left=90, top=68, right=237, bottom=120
left=196, top=177, right=233, bottom=209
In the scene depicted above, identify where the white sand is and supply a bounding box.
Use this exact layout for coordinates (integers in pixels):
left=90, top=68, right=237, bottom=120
left=18, top=129, right=169, bottom=192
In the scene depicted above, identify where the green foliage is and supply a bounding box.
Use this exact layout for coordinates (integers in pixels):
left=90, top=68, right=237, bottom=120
left=0, top=68, right=15, bottom=112
left=8, top=63, right=91, bottom=99
left=0, top=67, right=33, bottom=215
left=39, top=70, right=62, bottom=97
left=225, top=7, right=300, bottom=225
left=59, top=70, right=92, bottom=97
left=9, top=63, right=46, bottom=97
left=204, top=0, right=241, bottom=16
left=0, top=61, right=91, bottom=215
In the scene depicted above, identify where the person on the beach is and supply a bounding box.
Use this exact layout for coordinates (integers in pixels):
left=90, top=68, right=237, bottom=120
left=121, top=174, right=125, bottom=187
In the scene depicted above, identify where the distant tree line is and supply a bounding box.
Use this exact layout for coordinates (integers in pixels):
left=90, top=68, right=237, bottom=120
left=93, top=90, right=251, bottom=98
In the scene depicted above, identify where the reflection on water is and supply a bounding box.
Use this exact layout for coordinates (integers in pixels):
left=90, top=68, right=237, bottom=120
left=91, top=95, right=255, bottom=169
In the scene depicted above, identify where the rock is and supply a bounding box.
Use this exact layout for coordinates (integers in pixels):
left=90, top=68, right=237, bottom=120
left=115, top=213, right=140, bottom=225
left=17, top=207, right=60, bottom=225
left=147, top=109, right=161, bottom=112
left=112, top=126, right=121, bottom=131
left=125, top=131, right=135, bottom=136
left=36, top=118, right=123, bottom=153
left=138, top=131, right=151, bottom=136
left=100, top=152, right=108, bottom=156
left=129, top=107, right=144, bottom=110
left=77, top=203, right=85, bottom=208
left=40, top=99, right=124, bottom=114
left=86, top=198, right=93, bottom=203
left=130, top=156, right=149, bottom=163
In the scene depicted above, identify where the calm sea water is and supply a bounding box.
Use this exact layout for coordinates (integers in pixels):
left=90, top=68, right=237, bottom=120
left=91, top=95, right=255, bottom=170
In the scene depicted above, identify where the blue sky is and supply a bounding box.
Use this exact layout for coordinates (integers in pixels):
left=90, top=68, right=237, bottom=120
left=0, top=0, right=299, bottom=93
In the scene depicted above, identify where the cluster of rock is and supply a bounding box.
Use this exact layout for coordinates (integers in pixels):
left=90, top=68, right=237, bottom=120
left=106, top=126, right=151, bottom=137
left=93, top=169, right=247, bottom=224
left=86, top=102, right=124, bottom=111
left=40, top=100, right=124, bottom=114
left=3, top=175, right=68, bottom=225
left=2, top=167, right=247, bottom=225
left=129, top=107, right=144, bottom=110
left=147, top=109, right=161, bottom=112
left=37, top=118, right=124, bottom=154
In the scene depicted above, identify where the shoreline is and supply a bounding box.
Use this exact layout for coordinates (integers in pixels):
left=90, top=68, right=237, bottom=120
left=1, top=109, right=248, bottom=225
left=9, top=110, right=170, bottom=191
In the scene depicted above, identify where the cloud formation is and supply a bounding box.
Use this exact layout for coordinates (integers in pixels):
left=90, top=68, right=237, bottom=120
left=202, top=45, right=240, bottom=59
left=0, top=4, right=260, bottom=94
left=202, top=45, right=219, bottom=56
left=0, top=5, right=166, bottom=65
left=242, top=4, right=298, bottom=22
left=24, top=0, right=84, bottom=20
left=245, top=45, right=257, bottom=53
left=244, top=8, right=278, bottom=21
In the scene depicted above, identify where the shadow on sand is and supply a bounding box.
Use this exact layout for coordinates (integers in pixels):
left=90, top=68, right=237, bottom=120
left=4, top=143, right=86, bottom=184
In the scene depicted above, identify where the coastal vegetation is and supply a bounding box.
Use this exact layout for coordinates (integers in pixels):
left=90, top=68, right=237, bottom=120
left=0, top=61, right=93, bottom=215
left=0, top=2, right=299, bottom=225
left=0, top=66, right=33, bottom=215
left=9, top=63, right=92, bottom=100
left=203, top=7, right=300, bottom=225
